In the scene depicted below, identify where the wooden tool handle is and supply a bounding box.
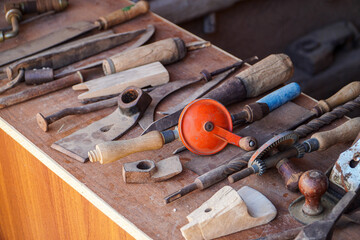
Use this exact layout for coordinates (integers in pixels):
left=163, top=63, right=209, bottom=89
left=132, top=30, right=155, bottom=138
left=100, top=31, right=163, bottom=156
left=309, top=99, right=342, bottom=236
left=88, top=131, right=165, bottom=164
left=96, top=1, right=149, bottom=30
left=237, top=54, right=294, bottom=98
left=0, top=72, right=82, bottom=109
left=276, top=158, right=303, bottom=192
left=312, top=117, right=360, bottom=151
left=315, top=81, right=360, bottom=116
left=102, top=38, right=186, bottom=75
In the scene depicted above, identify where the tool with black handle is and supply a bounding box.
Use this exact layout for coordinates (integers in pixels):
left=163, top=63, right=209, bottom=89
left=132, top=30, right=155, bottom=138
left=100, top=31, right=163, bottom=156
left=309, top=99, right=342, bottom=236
left=228, top=117, right=360, bottom=184
left=0, top=0, right=150, bottom=67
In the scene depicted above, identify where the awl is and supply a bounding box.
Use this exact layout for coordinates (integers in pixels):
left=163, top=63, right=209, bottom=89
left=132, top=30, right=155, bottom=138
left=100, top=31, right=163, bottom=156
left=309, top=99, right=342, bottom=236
left=0, top=1, right=150, bottom=67
left=142, top=54, right=294, bottom=135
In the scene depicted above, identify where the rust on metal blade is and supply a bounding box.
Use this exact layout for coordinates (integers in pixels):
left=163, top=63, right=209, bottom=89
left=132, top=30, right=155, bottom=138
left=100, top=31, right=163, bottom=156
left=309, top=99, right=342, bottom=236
left=0, top=21, right=95, bottom=67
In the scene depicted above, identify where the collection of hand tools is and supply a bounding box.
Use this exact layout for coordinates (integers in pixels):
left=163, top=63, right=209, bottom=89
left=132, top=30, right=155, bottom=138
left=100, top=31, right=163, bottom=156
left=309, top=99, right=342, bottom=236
left=1, top=1, right=360, bottom=239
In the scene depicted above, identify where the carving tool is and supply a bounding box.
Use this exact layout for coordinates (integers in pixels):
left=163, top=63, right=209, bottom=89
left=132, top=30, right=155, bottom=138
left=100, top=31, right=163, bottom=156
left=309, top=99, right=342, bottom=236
left=36, top=97, right=118, bottom=132
left=1, top=0, right=68, bottom=42
left=0, top=72, right=83, bottom=109
left=139, top=57, right=258, bottom=131
left=89, top=99, right=259, bottom=164
left=141, top=54, right=294, bottom=135
left=102, top=38, right=211, bottom=75
left=164, top=82, right=301, bottom=203
left=73, top=61, right=169, bottom=100
left=286, top=81, right=360, bottom=130
left=0, top=26, right=153, bottom=93
left=51, top=87, right=152, bottom=162
left=228, top=117, right=360, bottom=184
left=54, top=24, right=155, bottom=78
left=0, top=0, right=150, bottom=67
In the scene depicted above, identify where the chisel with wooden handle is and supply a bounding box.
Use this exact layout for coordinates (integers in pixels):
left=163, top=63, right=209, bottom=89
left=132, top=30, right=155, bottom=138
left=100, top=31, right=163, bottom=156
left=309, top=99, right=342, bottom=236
left=102, top=38, right=211, bottom=75
left=142, top=54, right=294, bottom=135
left=0, top=0, right=150, bottom=67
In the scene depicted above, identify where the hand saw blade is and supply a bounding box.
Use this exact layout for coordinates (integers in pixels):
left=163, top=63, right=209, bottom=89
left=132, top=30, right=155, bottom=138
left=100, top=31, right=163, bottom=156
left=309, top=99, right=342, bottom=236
left=139, top=68, right=235, bottom=133
left=0, top=21, right=96, bottom=67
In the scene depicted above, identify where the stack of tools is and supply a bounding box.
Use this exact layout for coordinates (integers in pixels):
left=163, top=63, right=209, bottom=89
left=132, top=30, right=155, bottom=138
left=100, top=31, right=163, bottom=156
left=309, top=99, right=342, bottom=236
left=1, top=2, right=360, bottom=239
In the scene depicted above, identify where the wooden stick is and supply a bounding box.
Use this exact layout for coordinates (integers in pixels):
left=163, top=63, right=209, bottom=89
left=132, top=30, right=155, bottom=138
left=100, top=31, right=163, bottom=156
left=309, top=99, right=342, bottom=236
left=0, top=72, right=83, bottom=109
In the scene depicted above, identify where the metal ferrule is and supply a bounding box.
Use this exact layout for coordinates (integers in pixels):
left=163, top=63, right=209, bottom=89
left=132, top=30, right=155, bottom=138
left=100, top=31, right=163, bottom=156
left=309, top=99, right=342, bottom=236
left=161, top=130, right=179, bottom=144
left=303, top=138, right=320, bottom=153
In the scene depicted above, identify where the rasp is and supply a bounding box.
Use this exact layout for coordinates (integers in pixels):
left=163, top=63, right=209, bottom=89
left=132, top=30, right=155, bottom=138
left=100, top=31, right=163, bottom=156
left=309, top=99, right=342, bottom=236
left=0, top=1, right=149, bottom=67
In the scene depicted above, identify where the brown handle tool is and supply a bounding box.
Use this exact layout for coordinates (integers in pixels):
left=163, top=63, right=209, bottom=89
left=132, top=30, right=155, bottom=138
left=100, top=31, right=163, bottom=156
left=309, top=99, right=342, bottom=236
left=0, top=72, right=83, bottom=109
left=95, top=0, right=149, bottom=30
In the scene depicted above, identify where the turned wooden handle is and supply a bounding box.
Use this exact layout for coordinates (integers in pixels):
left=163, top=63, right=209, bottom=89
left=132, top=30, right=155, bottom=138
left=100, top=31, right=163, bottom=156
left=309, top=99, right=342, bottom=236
left=88, top=131, right=165, bottom=164
left=97, top=0, right=149, bottom=30
left=237, top=54, right=294, bottom=98
left=276, top=158, right=303, bottom=192
left=312, top=117, right=360, bottom=151
left=315, top=81, right=360, bottom=115
left=102, top=38, right=186, bottom=75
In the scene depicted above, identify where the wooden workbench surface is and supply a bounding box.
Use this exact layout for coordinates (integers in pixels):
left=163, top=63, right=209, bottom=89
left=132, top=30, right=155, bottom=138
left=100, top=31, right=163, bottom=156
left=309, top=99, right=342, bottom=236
left=0, top=1, right=359, bottom=239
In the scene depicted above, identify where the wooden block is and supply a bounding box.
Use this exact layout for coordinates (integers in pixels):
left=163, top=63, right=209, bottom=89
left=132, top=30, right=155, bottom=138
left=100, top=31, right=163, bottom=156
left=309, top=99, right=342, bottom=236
left=73, top=62, right=169, bottom=100
left=181, top=186, right=277, bottom=240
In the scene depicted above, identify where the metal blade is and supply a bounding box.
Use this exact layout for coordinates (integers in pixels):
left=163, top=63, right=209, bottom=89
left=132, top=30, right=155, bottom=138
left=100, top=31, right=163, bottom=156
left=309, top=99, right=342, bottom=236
left=54, top=24, right=156, bottom=78
left=0, top=21, right=96, bottom=67
left=160, top=67, right=236, bottom=115
left=139, top=69, right=235, bottom=133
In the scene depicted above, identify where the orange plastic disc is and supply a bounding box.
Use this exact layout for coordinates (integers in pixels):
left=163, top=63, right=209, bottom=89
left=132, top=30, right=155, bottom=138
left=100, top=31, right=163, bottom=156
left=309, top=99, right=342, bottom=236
left=178, top=99, right=233, bottom=155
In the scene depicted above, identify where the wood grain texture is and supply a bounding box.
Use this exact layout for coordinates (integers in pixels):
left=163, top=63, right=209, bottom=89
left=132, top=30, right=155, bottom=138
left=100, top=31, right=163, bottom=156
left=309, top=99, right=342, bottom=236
left=0, top=129, right=134, bottom=240
left=0, top=0, right=359, bottom=239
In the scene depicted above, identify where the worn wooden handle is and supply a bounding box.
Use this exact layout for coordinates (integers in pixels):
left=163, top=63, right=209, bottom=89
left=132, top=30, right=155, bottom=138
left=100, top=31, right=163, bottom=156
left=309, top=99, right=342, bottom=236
left=102, top=38, right=186, bottom=75
left=315, top=81, right=360, bottom=115
left=312, top=117, right=360, bottom=151
left=237, top=54, right=294, bottom=98
left=97, top=0, right=149, bottom=30
left=88, top=131, right=165, bottom=164
left=276, top=158, right=303, bottom=192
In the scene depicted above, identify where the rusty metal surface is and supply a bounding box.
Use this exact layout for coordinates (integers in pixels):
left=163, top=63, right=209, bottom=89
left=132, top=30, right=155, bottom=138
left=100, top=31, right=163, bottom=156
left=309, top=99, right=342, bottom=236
left=0, top=20, right=95, bottom=67
left=51, top=87, right=151, bottom=162
left=330, top=138, right=360, bottom=192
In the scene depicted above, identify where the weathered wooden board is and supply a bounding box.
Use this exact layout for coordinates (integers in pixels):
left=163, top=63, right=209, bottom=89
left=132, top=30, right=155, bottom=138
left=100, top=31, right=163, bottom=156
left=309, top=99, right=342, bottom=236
left=0, top=1, right=359, bottom=240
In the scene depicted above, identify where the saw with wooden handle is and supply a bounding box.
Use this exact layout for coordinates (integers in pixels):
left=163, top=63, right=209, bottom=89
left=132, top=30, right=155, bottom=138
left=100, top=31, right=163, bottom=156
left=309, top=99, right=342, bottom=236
left=0, top=0, right=150, bottom=67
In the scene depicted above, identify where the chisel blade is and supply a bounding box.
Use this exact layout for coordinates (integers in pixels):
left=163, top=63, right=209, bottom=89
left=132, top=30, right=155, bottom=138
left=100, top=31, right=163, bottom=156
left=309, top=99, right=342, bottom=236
left=0, top=21, right=96, bottom=67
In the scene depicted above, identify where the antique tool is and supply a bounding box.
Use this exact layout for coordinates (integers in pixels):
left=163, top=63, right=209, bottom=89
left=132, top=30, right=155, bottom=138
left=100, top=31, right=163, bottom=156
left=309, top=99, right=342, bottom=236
left=330, top=135, right=360, bottom=192
left=138, top=57, right=257, bottom=131
left=73, top=62, right=169, bottom=100
left=180, top=186, right=277, bottom=240
left=1, top=0, right=68, bottom=42
left=295, top=186, right=360, bottom=240
left=54, top=24, right=155, bottom=78
left=0, top=72, right=83, bottom=109
left=228, top=118, right=360, bottom=184
left=51, top=87, right=151, bottom=162
left=122, top=156, right=182, bottom=183
left=36, top=97, right=118, bottom=132
left=89, top=99, right=258, bottom=164
left=287, top=81, right=360, bottom=130
left=0, top=26, right=151, bottom=93
left=0, top=0, right=150, bottom=67
left=142, top=53, right=294, bottom=135
left=102, top=38, right=210, bottom=75
left=164, top=151, right=254, bottom=204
